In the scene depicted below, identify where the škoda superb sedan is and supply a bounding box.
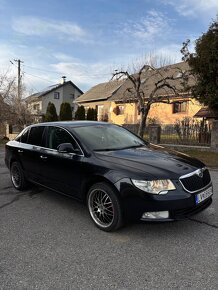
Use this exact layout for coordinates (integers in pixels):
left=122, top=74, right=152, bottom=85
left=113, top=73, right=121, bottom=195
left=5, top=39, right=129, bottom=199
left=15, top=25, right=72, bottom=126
left=5, top=121, right=213, bottom=231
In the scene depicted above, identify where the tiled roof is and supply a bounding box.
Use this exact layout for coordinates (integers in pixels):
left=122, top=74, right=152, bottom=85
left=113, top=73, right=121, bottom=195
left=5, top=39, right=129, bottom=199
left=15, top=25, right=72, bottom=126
left=76, top=80, right=124, bottom=103
left=194, top=107, right=216, bottom=118
left=109, top=62, right=195, bottom=102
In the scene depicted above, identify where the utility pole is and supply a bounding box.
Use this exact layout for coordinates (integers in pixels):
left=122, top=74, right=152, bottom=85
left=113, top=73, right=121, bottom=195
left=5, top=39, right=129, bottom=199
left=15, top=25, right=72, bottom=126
left=14, top=59, right=24, bottom=101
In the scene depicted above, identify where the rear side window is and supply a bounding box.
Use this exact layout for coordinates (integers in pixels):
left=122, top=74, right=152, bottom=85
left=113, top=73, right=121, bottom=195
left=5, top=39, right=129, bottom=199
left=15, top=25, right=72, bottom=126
left=20, top=128, right=29, bottom=143
left=28, top=126, right=45, bottom=146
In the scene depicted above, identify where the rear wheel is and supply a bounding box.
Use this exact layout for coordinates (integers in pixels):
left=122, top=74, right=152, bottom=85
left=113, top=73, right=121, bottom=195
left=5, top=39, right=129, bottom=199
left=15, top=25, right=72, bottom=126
left=87, top=182, right=123, bottom=232
left=10, top=161, right=28, bottom=191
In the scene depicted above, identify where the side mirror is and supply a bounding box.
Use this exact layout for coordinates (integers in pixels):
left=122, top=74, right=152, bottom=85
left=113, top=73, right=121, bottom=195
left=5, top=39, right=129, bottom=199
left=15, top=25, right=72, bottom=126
left=57, top=143, right=79, bottom=154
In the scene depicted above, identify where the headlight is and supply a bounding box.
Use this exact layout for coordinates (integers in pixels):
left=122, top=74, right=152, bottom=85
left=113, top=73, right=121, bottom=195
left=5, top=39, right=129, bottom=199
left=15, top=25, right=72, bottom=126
left=131, top=179, right=176, bottom=194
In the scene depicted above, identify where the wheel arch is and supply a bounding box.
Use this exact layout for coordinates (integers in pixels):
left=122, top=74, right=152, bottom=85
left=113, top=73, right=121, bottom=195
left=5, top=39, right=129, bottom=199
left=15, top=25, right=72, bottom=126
left=10, top=157, right=19, bottom=169
left=81, top=175, right=122, bottom=202
left=9, top=158, right=25, bottom=173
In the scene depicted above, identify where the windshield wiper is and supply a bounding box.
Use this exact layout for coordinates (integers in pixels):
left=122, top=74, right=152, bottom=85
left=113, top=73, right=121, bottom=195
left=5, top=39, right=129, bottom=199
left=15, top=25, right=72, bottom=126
left=94, top=144, right=145, bottom=152
left=127, top=144, right=145, bottom=149
left=94, top=148, right=122, bottom=152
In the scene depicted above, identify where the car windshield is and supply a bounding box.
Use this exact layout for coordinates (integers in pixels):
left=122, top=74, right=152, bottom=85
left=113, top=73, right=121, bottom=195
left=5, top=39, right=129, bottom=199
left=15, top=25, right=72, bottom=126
left=71, top=124, right=146, bottom=151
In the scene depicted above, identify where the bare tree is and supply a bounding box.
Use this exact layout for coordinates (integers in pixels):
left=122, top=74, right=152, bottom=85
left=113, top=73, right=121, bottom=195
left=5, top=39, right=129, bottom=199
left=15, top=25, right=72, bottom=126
left=0, top=70, right=33, bottom=129
left=112, top=58, right=189, bottom=137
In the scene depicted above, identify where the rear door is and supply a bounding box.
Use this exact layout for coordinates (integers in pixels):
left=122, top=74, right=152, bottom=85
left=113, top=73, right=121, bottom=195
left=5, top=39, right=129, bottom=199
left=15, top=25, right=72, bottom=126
left=20, top=126, right=46, bottom=183
left=38, top=126, right=86, bottom=198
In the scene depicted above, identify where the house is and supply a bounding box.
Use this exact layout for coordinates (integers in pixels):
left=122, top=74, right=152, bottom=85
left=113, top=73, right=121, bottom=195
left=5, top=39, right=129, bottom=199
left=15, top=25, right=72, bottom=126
left=76, top=62, right=202, bottom=125
left=76, top=80, right=124, bottom=121
left=25, top=77, right=83, bottom=120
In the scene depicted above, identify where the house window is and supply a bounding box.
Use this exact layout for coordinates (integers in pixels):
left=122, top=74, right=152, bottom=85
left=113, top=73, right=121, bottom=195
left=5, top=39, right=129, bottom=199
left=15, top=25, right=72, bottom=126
left=33, top=104, right=40, bottom=111
left=54, top=92, right=60, bottom=99
left=173, top=101, right=187, bottom=113
left=118, top=105, right=124, bottom=115
left=113, top=105, right=124, bottom=115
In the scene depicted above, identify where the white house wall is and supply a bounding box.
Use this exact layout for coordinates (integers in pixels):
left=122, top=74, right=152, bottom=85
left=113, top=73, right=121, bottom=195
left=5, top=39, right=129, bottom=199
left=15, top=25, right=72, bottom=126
left=41, top=83, right=82, bottom=115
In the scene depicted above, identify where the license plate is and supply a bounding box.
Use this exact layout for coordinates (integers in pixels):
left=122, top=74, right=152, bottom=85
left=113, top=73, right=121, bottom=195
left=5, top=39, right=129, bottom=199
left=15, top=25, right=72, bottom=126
left=195, top=187, right=213, bottom=204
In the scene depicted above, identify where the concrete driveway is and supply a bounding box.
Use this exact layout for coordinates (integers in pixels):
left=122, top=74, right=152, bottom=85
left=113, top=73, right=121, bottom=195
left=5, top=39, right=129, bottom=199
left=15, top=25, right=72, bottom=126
left=0, top=146, right=217, bottom=290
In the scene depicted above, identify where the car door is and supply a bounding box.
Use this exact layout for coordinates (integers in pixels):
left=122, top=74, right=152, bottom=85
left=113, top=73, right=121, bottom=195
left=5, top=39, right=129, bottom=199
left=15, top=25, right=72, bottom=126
left=15, top=126, right=46, bottom=183
left=38, top=126, right=86, bottom=198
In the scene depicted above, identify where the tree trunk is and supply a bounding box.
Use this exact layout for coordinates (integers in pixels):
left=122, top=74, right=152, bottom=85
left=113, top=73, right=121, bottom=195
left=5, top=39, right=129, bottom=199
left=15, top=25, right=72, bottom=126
left=138, top=110, right=148, bottom=138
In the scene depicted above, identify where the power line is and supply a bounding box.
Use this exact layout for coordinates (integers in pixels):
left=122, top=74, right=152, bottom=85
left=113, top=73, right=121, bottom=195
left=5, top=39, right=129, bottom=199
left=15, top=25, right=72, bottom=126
left=23, top=64, right=59, bottom=74
left=23, top=63, right=112, bottom=78
left=23, top=73, right=39, bottom=93
left=23, top=71, right=53, bottom=84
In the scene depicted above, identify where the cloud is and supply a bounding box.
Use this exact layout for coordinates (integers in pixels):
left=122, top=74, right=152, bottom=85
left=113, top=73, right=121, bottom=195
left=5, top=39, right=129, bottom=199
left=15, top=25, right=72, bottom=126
left=50, top=59, right=114, bottom=91
left=12, top=16, right=87, bottom=42
left=162, top=0, right=218, bottom=17
left=120, top=10, right=172, bottom=42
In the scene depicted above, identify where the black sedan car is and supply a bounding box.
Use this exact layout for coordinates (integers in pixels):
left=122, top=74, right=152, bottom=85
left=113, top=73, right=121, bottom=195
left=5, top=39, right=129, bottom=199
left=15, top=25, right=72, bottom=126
left=5, top=121, right=213, bottom=231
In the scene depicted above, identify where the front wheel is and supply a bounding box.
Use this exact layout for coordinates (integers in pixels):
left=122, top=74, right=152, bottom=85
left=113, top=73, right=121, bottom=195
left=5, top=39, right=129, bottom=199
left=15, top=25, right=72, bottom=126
left=87, top=182, right=123, bottom=232
left=10, top=161, right=28, bottom=191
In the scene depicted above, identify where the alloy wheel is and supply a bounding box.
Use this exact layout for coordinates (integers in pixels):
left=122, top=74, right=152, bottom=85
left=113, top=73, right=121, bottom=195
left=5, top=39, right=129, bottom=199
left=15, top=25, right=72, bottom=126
left=11, top=165, right=21, bottom=188
left=88, top=189, right=114, bottom=228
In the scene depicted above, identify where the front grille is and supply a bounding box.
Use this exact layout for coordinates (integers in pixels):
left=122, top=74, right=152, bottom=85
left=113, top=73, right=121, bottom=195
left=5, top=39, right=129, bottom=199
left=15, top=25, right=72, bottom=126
left=180, top=168, right=211, bottom=193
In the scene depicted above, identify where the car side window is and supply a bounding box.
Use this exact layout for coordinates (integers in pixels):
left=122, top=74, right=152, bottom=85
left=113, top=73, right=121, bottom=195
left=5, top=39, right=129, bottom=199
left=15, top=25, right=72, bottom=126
left=47, top=127, right=79, bottom=151
left=27, top=126, right=45, bottom=146
left=20, top=128, right=29, bottom=143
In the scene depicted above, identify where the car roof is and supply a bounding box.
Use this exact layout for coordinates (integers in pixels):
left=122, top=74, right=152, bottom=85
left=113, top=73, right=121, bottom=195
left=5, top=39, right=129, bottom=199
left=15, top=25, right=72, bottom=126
left=28, top=121, right=111, bottom=128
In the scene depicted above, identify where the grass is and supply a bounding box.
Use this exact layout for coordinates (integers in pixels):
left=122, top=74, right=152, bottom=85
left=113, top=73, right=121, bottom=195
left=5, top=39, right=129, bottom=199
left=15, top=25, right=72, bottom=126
left=177, top=149, right=218, bottom=168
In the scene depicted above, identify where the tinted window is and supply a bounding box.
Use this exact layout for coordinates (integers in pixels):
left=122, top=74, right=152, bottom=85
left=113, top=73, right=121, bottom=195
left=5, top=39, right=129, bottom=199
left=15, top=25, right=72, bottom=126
left=20, top=128, right=29, bottom=143
left=72, top=125, right=145, bottom=151
left=28, top=126, right=45, bottom=146
left=47, top=127, right=78, bottom=150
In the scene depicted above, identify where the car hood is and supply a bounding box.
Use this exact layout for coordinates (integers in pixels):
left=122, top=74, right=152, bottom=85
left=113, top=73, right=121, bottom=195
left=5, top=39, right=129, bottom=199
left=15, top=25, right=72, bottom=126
left=94, top=144, right=204, bottom=180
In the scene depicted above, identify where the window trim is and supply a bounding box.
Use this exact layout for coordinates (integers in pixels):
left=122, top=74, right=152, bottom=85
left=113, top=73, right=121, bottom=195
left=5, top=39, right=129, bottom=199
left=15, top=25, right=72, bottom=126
left=27, top=126, right=46, bottom=147
left=54, top=92, right=60, bottom=99
left=17, top=125, right=84, bottom=156
left=44, top=125, right=84, bottom=156
left=172, top=101, right=188, bottom=114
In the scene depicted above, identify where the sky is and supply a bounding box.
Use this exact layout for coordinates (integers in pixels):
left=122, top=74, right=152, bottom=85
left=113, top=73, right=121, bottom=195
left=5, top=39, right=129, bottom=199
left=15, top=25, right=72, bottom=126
left=0, top=0, right=218, bottom=95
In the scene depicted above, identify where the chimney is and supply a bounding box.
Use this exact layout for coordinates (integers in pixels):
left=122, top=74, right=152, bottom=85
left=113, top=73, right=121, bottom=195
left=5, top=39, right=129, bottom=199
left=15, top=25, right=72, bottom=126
left=61, top=76, right=66, bottom=84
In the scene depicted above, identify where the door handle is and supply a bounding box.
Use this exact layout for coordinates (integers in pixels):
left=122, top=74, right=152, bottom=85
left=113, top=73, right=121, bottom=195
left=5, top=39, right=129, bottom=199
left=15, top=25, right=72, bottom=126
left=18, top=150, right=23, bottom=153
left=40, top=155, right=47, bottom=159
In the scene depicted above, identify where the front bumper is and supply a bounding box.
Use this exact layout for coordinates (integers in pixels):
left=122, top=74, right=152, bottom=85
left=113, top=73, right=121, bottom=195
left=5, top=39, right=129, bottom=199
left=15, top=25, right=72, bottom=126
left=114, top=178, right=213, bottom=221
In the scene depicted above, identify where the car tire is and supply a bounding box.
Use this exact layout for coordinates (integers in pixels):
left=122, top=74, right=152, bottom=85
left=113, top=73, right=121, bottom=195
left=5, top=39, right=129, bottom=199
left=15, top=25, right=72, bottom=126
left=87, top=182, right=123, bottom=232
left=10, top=161, right=28, bottom=191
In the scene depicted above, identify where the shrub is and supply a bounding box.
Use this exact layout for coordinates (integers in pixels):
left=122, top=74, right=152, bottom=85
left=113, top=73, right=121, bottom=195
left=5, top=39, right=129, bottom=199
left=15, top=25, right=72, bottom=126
left=59, top=102, right=72, bottom=121
left=75, top=106, right=85, bottom=120
left=44, top=102, right=58, bottom=122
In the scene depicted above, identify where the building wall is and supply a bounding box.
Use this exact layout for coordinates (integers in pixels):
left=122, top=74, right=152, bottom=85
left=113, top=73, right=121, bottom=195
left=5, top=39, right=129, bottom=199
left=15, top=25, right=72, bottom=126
left=147, top=98, right=202, bottom=124
left=62, top=83, right=82, bottom=117
left=78, top=101, right=111, bottom=121
left=110, top=99, right=202, bottom=125
left=28, top=83, right=83, bottom=116
left=77, top=97, right=202, bottom=125
left=110, top=102, right=138, bottom=125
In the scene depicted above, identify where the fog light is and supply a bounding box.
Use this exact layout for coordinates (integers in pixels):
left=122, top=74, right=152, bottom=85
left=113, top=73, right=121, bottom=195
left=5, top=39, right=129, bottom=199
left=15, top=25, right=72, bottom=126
left=141, top=211, right=169, bottom=220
